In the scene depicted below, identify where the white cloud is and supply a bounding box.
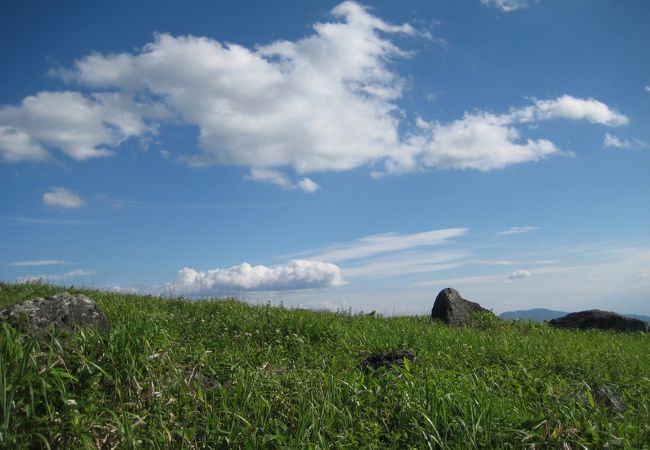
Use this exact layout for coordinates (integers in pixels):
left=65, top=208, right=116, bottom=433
left=43, top=187, right=87, bottom=209
left=8, top=259, right=67, bottom=266
left=165, top=259, right=344, bottom=295
left=504, top=95, right=628, bottom=126
left=1, top=2, right=629, bottom=182
left=63, top=3, right=412, bottom=174
left=498, top=226, right=539, bottom=235
left=246, top=168, right=292, bottom=188
left=246, top=169, right=320, bottom=193
left=381, top=94, right=627, bottom=174
left=509, top=269, right=531, bottom=279
left=297, top=178, right=320, bottom=193
left=395, top=113, right=559, bottom=172
left=0, top=126, right=48, bottom=162
left=306, top=228, right=468, bottom=263
left=480, top=0, right=530, bottom=12
left=0, top=91, right=165, bottom=161
left=645, top=85, right=650, bottom=93
left=603, top=133, right=649, bottom=150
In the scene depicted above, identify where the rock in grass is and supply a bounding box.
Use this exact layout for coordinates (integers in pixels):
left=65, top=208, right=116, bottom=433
left=549, top=310, right=647, bottom=332
left=431, top=287, right=491, bottom=326
left=362, top=350, right=414, bottom=371
left=0, top=292, right=108, bottom=337
left=578, top=385, right=627, bottom=413
left=182, top=366, right=220, bottom=392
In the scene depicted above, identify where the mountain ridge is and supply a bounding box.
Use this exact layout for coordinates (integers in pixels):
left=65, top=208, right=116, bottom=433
left=499, top=308, right=650, bottom=324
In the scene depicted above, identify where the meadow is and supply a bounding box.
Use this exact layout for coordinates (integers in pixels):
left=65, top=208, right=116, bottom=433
left=1, top=282, right=648, bottom=449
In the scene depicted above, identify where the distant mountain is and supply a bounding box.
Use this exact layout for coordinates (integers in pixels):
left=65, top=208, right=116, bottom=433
left=499, top=308, right=650, bottom=324
left=625, top=314, right=650, bottom=324
left=499, top=308, right=567, bottom=322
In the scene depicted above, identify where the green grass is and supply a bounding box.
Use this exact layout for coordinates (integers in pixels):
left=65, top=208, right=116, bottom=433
left=1, top=282, right=649, bottom=449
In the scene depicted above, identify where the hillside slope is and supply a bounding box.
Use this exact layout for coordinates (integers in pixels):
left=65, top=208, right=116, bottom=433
left=1, top=283, right=649, bottom=448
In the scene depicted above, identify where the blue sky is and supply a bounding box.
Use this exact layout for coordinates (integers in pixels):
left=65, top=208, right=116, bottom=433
left=1, top=0, right=649, bottom=315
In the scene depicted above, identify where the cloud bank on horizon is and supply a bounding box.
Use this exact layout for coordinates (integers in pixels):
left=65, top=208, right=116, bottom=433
left=165, top=260, right=344, bottom=296
left=0, top=2, right=628, bottom=187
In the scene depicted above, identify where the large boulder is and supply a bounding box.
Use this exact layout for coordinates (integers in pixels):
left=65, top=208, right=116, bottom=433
left=431, top=287, right=491, bottom=326
left=549, top=309, right=647, bottom=332
left=0, top=292, right=109, bottom=337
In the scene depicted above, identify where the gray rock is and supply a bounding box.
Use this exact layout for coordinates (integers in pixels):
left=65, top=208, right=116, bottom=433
left=182, top=366, right=220, bottom=392
left=431, top=287, right=491, bottom=326
left=549, top=309, right=647, bottom=332
left=578, top=384, right=627, bottom=413
left=0, top=292, right=108, bottom=336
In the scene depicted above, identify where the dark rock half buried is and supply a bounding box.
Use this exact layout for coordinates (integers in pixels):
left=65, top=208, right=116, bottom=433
left=431, top=287, right=492, bottom=326
left=0, top=292, right=109, bottom=337
left=549, top=309, right=647, bottom=332
left=362, top=350, right=414, bottom=371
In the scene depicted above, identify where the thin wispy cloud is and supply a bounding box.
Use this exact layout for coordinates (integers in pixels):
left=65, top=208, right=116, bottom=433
left=95, top=194, right=283, bottom=210
left=480, top=0, right=530, bottom=12
left=603, top=133, right=649, bottom=150
left=473, top=259, right=521, bottom=266
left=342, top=251, right=466, bottom=279
left=7, top=259, right=67, bottom=267
left=498, top=226, right=539, bottom=235
left=305, top=228, right=468, bottom=263
left=3, top=217, right=103, bottom=226
left=18, top=269, right=95, bottom=283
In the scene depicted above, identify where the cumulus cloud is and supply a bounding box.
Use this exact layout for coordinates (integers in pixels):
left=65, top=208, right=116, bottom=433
left=498, top=226, right=539, bottom=235
left=480, top=0, right=530, bottom=12
left=42, top=187, right=87, bottom=209
left=0, top=126, right=48, bottom=162
left=165, top=259, right=344, bottom=295
left=0, top=2, right=629, bottom=182
left=381, top=95, right=627, bottom=174
left=504, top=96, right=628, bottom=126
left=509, top=269, right=531, bottom=279
left=62, top=2, right=411, bottom=175
left=603, top=133, right=648, bottom=150
left=645, top=86, right=650, bottom=93
left=396, top=113, right=558, bottom=172
left=297, top=177, right=320, bottom=193
left=0, top=91, right=165, bottom=161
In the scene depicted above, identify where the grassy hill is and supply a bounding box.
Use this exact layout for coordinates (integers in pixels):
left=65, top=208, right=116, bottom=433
left=1, top=282, right=649, bottom=449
